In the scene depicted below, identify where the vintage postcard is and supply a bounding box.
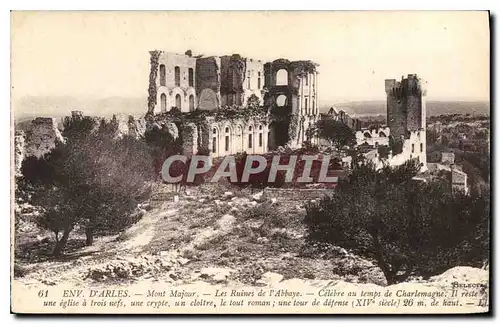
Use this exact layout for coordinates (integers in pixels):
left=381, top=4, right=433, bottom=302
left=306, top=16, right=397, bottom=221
left=11, top=11, right=490, bottom=314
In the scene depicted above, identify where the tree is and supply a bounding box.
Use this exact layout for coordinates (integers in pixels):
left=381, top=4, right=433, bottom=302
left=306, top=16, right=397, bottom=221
left=377, top=145, right=390, bottom=160
left=388, top=135, right=404, bottom=155
left=20, top=114, right=155, bottom=256
left=304, top=159, right=489, bottom=285
left=310, top=119, right=356, bottom=152
left=145, top=125, right=182, bottom=178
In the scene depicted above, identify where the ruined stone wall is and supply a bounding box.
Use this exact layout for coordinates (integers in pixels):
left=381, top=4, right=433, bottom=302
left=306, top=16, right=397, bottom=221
left=147, top=51, right=161, bottom=116
left=150, top=51, right=197, bottom=114
left=384, top=130, right=427, bottom=169
left=206, top=118, right=269, bottom=158
left=158, top=52, right=197, bottom=89
left=264, top=59, right=319, bottom=149
left=242, top=58, right=265, bottom=106
left=196, top=56, right=221, bottom=111
left=355, top=127, right=391, bottom=146
left=182, top=123, right=198, bottom=157
left=219, top=55, right=246, bottom=107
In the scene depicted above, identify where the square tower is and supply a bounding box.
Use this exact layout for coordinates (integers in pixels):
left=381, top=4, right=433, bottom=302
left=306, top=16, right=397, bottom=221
left=385, top=74, right=426, bottom=139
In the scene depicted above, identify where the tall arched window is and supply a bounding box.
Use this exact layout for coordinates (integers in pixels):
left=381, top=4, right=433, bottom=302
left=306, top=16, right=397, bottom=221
left=189, top=95, right=195, bottom=111
left=258, top=125, right=263, bottom=147
left=188, top=68, right=194, bottom=87
left=305, top=98, right=308, bottom=114
left=159, top=64, right=166, bottom=86
left=276, top=69, right=288, bottom=86
left=174, top=66, right=181, bottom=86
left=225, top=127, right=230, bottom=152
left=248, top=126, right=253, bottom=149
left=175, top=94, right=182, bottom=110
left=212, top=128, right=218, bottom=154
left=160, top=93, right=167, bottom=112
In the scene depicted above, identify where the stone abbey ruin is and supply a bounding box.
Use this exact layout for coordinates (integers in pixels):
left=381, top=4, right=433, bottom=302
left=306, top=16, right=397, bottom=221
left=15, top=49, right=430, bottom=175
left=145, top=50, right=321, bottom=158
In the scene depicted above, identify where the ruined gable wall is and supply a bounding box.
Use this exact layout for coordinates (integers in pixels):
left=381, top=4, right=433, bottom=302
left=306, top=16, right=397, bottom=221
left=159, top=52, right=196, bottom=89
left=220, top=55, right=246, bottom=106
left=242, top=59, right=265, bottom=106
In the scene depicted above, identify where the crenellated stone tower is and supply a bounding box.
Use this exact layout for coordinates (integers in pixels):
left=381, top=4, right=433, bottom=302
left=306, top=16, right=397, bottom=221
left=385, top=74, right=426, bottom=139
left=385, top=74, right=427, bottom=167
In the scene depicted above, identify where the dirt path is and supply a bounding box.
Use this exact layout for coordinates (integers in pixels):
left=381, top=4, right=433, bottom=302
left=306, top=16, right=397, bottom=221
left=122, top=207, right=179, bottom=252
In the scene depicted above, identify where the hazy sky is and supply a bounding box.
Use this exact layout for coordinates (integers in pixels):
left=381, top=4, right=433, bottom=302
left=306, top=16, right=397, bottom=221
left=11, top=11, right=489, bottom=104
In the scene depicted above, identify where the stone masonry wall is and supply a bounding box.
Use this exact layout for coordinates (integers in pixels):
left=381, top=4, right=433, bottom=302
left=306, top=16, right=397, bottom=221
left=196, top=57, right=221, bottom=111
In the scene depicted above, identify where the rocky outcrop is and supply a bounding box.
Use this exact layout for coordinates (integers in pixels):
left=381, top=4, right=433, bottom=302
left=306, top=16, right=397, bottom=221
left=128, top=116, right=147, bottom=139
left=165, top=122, right=179, bottom=140
left=23, top=117, right=65, bottom=159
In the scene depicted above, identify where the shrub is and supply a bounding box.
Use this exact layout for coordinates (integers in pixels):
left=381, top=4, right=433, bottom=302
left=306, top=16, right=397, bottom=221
left=309, top=119, right=356, bottom=151
left=304, top=160, right=489, bottom=285
left=388, top=135, right=404, bottom=155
